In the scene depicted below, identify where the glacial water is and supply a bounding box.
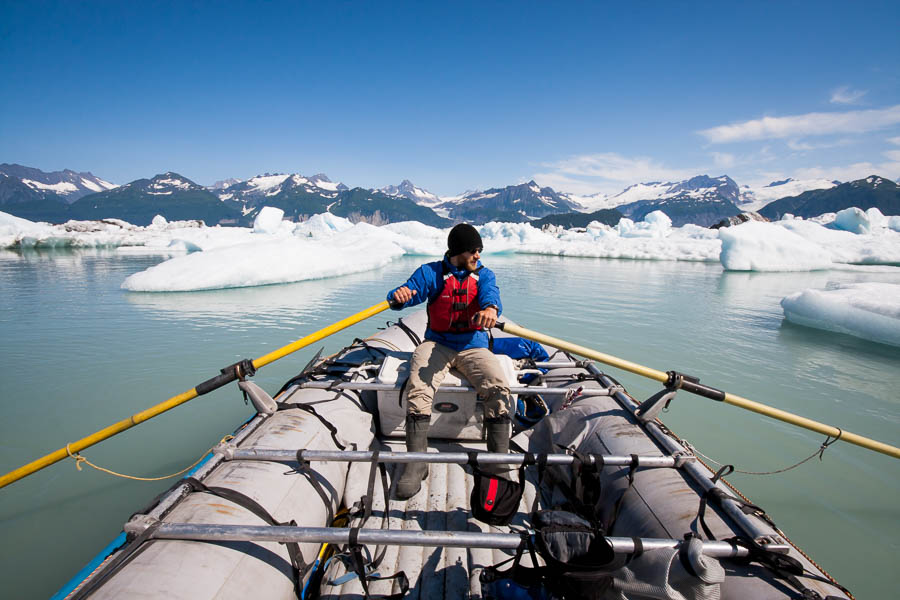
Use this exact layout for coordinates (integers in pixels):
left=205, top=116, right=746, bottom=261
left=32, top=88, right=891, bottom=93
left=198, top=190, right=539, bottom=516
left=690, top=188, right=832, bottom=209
left=1, top=249, right=898, bottom=598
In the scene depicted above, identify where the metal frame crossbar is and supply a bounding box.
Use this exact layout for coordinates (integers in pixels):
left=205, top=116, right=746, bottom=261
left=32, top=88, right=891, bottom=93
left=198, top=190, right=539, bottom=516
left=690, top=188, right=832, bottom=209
left=128, top=522, right=788, bottom=557
left=294, top=381, right=619, bottom=396
left=224, top=449, right=691, bottom=468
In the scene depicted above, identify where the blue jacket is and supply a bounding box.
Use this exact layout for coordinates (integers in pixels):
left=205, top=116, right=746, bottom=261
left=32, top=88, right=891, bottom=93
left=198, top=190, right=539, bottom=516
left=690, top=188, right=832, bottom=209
left=387, top=254, right=502, bottom=351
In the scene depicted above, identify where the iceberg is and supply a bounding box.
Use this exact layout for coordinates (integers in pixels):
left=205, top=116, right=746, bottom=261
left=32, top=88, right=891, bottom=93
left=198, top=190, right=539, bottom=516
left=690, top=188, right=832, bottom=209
left=781, top=283, right=900, bottom=347
left=719, top=221, right=833, bottom=271
left=122, top=231, right=405, bottom=292
left=3, top=205, right=900, bottom=291
left=253, top=206, right=289, bottom=234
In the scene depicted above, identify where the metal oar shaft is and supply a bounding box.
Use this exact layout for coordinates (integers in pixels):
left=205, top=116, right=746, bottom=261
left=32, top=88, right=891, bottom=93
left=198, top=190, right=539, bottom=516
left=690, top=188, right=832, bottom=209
left=0, top=301, right=392, bottom=490
left=499, top=322, right=900, bottom=460
left=227, top=449, right=688, bottom=468
left=145, top=523, right=786, bottom=557
left=295, top=381, right=617, bottom=396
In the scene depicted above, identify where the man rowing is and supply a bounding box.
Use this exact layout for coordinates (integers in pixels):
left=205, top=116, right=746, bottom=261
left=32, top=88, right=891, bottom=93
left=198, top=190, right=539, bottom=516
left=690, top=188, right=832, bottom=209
left=387, top=223, right=512, bottom=499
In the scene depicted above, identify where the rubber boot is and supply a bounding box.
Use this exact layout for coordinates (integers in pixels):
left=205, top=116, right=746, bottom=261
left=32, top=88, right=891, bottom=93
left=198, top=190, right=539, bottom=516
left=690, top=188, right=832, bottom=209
left=484, top=415, right=511, bottom=477
left=394, top=414, right=430, bottom=500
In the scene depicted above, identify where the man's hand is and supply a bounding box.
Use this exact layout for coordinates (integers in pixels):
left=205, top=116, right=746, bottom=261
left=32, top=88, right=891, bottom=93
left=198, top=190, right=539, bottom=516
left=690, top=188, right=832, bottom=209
left=392, top=287, right=417, bottom=305
left=472, top=306, right=498, bottom=329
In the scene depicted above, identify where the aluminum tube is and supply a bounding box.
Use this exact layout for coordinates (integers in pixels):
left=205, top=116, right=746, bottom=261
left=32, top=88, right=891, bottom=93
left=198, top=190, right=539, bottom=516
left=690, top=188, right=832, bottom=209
left=150, top=523, right=786, bottom=557
left=587, top=364, right=773, bottom=542
left=295, top=381, right=615, bottom=396
left=228, top=449, right=689, bottom=468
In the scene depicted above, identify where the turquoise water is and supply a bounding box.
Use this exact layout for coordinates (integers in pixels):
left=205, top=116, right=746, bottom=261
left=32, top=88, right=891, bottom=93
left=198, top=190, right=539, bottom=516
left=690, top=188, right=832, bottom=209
left=1, top=249, right=898, bottom=598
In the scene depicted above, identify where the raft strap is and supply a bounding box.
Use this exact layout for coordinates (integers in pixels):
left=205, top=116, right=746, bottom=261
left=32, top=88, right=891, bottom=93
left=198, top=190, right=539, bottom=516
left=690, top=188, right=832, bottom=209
left=183, top=477, right=309, bottom=595
left=394, top=317, right=423, bottom=347
left=292, top=451, right=336, bottom=527
left=277, top=400, right=352, bottom=451
left=725, top=536, right=852, bottom=600
left=345, top=527, right=410, bottom=599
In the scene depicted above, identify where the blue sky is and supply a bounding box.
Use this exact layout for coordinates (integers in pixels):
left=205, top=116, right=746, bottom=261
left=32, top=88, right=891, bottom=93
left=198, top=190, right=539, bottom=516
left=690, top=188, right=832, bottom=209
left=2, top=1, right=899, bottom=196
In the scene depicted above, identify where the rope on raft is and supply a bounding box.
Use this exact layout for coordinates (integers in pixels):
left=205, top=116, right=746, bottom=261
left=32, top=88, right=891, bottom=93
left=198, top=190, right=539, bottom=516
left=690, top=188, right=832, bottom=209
left=65, top=435, right=234, bottom=481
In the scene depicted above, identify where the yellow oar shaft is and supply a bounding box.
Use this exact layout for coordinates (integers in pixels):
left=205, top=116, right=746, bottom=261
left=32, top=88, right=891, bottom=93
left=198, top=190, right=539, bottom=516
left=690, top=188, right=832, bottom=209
left=0, top=301, right=391, bottom=490
left=501, top=322, right=900, bottom=460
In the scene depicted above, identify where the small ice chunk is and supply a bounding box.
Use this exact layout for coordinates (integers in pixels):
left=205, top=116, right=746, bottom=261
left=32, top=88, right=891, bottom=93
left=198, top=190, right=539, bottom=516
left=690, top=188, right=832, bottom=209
left=293, top=213, right=354, bottom=238
left=253, top=206, right=286, bottom=233
left=832, top=207, right=870, bottom=234
left=865, top=207, right=887, bottom=228
left=151, top=215, right=168, bottom=228
left=781, top=283, right=900, bottom=347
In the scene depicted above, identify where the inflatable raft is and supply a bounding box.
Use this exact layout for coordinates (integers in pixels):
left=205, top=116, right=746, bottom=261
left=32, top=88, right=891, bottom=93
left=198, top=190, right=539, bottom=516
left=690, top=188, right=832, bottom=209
left=54, top=310, right=851, bottom=599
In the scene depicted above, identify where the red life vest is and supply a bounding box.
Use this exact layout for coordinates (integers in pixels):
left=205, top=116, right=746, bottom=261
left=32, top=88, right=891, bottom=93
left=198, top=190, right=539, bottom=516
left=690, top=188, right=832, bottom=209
left=427, top=265, right=483, bottom=333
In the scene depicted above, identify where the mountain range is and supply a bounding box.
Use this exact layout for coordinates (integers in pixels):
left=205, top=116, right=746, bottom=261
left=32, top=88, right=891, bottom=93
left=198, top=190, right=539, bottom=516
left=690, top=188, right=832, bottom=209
left=1, top=163, right=897, bottom=228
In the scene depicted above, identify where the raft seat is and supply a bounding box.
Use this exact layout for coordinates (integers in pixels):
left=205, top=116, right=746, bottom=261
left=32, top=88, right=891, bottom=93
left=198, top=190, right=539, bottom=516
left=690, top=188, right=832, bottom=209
left=375, top=352, right=519, bottom=441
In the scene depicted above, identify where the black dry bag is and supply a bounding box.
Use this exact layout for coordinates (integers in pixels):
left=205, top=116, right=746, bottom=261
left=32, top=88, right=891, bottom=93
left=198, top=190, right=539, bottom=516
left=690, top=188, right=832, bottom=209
left=470, top=461, right=526, bottom=526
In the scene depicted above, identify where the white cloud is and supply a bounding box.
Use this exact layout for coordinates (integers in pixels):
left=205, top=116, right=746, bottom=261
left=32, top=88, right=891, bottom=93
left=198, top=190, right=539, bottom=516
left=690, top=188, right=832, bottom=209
left=698, top=104, right=900, bottom=144
left=888, top=136, right=900, bottom=145
left=830, top=86, right=868, bottom=105
left=791, top=153, right=900, bottom=183
left=786, top=138, right=854, bottom=152
left=533, top=152, right=698, bottom=195
left=711, top=152, right=735, bottom=168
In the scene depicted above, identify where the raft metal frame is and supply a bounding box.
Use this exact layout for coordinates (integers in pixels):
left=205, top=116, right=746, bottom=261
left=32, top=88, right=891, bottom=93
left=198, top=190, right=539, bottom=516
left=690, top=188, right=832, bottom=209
left=294, top=381, right=621, bottom=396
left=224, top=449, right=692, bottom=468
left=124, top=522, right=789, bottom=558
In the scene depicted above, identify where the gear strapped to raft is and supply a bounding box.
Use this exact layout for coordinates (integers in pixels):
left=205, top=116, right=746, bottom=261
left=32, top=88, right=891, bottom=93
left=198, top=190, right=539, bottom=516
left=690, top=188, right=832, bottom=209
left=321, top=448, right=409, bottom=600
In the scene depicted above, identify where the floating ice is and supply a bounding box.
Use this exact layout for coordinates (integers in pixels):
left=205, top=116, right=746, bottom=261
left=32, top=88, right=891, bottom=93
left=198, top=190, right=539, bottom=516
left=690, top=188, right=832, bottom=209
left=3, top=205, right=900, bottom=290
left=719, top=221, right=833, bottom=271
left=253, top=206, right=287, bottom=234
left=122, top=229, right=405, bottom=292
left=781, top=283, right=900, bottom=347
left=292, top=213, right=355, bottom=238
left=833, top=207, right=871, bottom=234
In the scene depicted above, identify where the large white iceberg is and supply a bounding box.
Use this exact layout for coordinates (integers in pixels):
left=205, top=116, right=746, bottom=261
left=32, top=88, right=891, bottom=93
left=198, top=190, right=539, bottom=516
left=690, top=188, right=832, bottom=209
left=781, top=283, right=900, bottom=347
left=122, top=230, right=405, bottom=292
left=719, top=217, right=900, bottom=271
left=719, top=221, right=833, bottom=271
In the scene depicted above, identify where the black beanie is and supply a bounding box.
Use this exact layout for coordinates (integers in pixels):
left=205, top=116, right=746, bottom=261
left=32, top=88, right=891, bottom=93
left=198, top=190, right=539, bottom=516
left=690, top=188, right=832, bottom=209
left=447, top=223, right=483, bottom=257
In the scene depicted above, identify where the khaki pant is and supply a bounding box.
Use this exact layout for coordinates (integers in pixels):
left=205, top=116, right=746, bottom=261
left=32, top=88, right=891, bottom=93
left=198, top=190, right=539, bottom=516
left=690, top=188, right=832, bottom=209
left=406, top=341, right=511, bottom=420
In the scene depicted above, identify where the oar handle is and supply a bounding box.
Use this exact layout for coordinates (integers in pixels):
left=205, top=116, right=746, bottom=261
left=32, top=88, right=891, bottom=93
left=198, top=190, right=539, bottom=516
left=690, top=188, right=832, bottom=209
left=0, top=301, right=392, bottom=490
left=498, top=321, right=900, bottom=460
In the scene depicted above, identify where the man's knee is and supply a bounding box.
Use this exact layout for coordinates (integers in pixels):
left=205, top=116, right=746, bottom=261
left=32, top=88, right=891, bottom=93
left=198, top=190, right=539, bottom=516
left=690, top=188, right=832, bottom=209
left=482, top=386, right=511, bottom=420
left=406, top=391, right=434, bottom=417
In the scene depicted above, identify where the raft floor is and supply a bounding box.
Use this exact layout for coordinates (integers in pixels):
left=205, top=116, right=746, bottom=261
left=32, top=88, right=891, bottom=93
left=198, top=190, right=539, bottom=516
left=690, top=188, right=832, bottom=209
left=319, top=438, right=539, bottom=600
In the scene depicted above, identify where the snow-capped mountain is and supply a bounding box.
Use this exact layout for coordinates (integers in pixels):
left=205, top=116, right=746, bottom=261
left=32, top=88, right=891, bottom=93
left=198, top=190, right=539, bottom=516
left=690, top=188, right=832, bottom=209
left=0, top=163, right=116, bottom=203
left=739, top=178, right=839, bottom=212
left=758, top=175, right=899, bottom=220
left=436, top=180, right=581, bottom=224
left=215, top=173, right=348, bottom=218
left=210, top=178, right=242, bottom=190
left=379, top=180, right=441, bottom=207
left=66, top=173, right=240, bottom=226
left=612, top=175, right=742, bottom=227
